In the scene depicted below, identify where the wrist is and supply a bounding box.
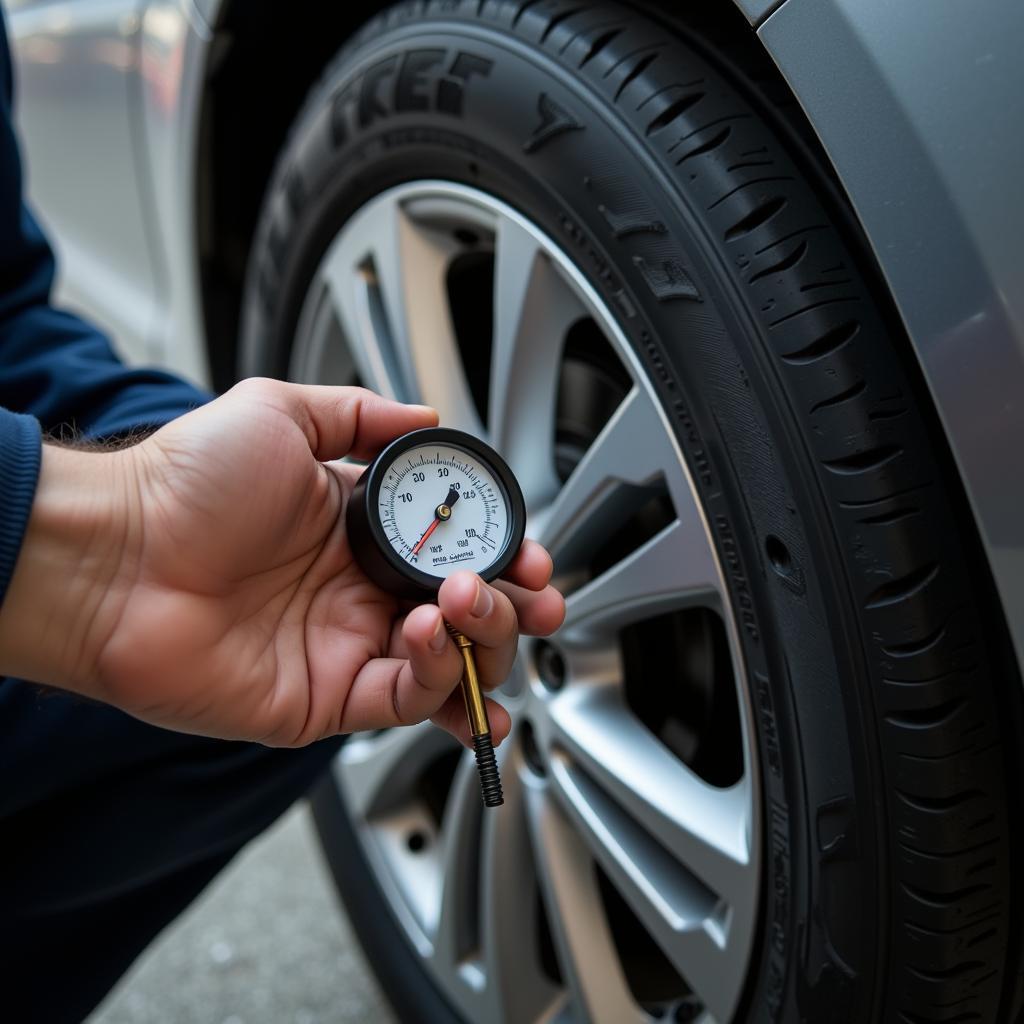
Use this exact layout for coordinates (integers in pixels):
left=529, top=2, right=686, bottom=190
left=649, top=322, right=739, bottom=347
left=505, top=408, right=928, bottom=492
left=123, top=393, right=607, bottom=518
left=0, top=443, right=143, bottom=692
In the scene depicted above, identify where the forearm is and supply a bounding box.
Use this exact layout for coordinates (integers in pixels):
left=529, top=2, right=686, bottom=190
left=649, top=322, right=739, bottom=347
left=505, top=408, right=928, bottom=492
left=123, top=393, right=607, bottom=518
left=0, top=444, right=139, bottom=691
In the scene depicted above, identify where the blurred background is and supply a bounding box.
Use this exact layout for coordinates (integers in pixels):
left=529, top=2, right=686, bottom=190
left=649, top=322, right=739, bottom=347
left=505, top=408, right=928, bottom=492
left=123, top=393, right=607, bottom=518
left=87, top=805, right=394, bottom=1024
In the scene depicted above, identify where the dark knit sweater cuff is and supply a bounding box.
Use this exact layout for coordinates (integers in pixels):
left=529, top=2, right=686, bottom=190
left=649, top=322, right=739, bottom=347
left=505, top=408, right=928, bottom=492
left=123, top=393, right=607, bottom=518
left=0, top=409, right=42, bottom=608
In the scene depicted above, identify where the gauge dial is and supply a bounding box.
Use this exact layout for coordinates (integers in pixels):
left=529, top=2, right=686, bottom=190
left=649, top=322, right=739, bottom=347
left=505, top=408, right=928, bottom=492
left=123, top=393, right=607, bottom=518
left=346, top=428, right=526, bottom=600
left=380, top=442, right=509, bottom=578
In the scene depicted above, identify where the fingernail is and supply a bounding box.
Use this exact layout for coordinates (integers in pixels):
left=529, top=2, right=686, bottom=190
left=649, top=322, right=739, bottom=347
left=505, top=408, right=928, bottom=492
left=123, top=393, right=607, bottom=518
left=471, top=581, right=494, bottom=618
left=429, top=616, right=448, bottom=652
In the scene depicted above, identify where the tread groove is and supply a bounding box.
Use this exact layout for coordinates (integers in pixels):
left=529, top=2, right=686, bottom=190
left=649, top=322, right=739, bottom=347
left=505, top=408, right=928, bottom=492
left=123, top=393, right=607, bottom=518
left=727, top=159, right=775, bottom=172
left=675, top=125, right=732, bottom=165
left=865, top=562, right=940, bottom=610
left=810, top=379, right=867, bottom=413
left=753, top=223, right=828, bottom=255
left=644, top=92, right=705, bottom=135
left=900, top=837, right=998, bottom=860
left=883, top=621, right=948, bottom=658
left=778, top=320, right=859, bottom=363
left=883, top=669, right=962, bottom=687
left=668, top=113, right=752, bottom=150
left=903, top=882, right=992, bottom=909
left=768, top=295, right=859, bottom=328
left=540, top=7, right=584, bottom=44
left=839, top=483, right=931, bottom=509
left=907, top=912, right=1001, bottom=938
left=858, top=506, right=921, bottom=526
left=870, top=406, right=910, bottom=421
left=612, top=51, right=659, bottom=101
left=708, top=175, right=794, bottom=210
left=886, top=697, right=968, bottom=730
left=636, top=78, right=704, bottom=111
left=822, top=444, right=902, bottom=476
left=908, top=961, right=987, bottom=983
left=748, top=240, right=808, bottom=283
left=512, top=0, right=543, bottom=28
left=966, top=928, right=998, bottom=948
left=723, top=195, right=786, bottom=239
left=579, top=27, right=624, bottom=68
left=800, top=277, right=855, bottom=291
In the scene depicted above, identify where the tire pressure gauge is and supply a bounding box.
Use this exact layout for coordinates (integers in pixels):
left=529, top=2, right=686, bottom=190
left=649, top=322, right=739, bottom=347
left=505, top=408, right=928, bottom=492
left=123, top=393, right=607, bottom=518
left=347, top=428, right=527, bottom=807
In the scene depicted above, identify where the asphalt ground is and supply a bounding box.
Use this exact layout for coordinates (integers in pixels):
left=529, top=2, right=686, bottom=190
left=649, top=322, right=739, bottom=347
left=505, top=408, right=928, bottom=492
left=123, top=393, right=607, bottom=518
left=87, top=804, right=396, bottom=1024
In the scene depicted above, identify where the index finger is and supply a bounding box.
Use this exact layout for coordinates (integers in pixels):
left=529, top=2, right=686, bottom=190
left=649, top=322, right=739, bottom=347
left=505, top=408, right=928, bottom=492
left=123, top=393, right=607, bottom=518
left=243, top=379, right=439, bottom=461
left=500, top=539, right=553, bottom=592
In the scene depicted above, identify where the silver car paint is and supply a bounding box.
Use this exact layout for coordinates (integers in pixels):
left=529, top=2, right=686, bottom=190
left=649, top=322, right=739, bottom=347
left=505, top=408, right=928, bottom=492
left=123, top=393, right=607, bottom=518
left=8, top=0, right=1024, bottom=667
left=8, top=0, right=211, bottom=383
left=10, top=0, right=157, bottom=364
left=133, top=0, right=212, bottom=385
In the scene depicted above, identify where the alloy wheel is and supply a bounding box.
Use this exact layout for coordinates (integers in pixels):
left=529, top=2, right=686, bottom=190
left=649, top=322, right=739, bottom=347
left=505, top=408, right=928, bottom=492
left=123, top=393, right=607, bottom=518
left=291, top=181, right=761, bottom=1024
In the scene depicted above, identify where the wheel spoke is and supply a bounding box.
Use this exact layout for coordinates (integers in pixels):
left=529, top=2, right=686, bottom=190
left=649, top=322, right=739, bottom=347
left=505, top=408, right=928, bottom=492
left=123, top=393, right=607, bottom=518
left=559, top=516, right=723, bottom=643
left=524, top=785, right=646, bottom=1024
left=476, top=754, right=564, bottom=1024
left=544, top=683, right=756, bottom=1022
left=549, top=752, right=748, bottom=1024
left=321, top=194, right=483, bottom=433
left=430, top=757, right=483, bottom=971
left=547, top=684, right=753, bottom=912
left=530, top=386, right=721, bottom=614
left=336, top=724, right=455, bottom=820
left=320, top=199, right=415, bottom=400
left=489, top=216, right=585, bottom=507
left=531, top=388, right=664, bottom=559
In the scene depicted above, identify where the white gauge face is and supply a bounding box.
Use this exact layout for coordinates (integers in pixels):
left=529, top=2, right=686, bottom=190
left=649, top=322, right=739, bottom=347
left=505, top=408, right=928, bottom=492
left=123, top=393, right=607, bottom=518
left=378, top=442, right=511, bottom=579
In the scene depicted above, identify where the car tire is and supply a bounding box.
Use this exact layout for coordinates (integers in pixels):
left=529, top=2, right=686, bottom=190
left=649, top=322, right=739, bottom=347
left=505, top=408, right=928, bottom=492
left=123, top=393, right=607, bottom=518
left=239, top=2, right=1023, bottom=1021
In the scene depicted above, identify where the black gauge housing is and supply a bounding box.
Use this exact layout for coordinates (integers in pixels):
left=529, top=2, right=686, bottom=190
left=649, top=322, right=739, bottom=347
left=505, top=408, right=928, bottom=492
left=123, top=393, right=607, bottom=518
left=346, top=427, right=527, bottom=602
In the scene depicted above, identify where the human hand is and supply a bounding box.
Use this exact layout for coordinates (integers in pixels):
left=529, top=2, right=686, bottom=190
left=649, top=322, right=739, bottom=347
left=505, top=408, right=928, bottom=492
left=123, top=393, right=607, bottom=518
left=0, top=379, right=564, bottom=745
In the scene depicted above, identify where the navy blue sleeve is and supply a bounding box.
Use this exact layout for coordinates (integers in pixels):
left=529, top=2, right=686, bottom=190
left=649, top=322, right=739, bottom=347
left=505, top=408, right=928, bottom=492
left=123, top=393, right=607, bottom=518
left=0, top=11, right=210, bottom=606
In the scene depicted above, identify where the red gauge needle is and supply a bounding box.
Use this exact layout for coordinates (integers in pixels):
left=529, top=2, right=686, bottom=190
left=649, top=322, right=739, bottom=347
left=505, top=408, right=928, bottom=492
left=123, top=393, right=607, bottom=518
left=412, top=518, right=441, bottom=556
left=411, top=487, right=461, bottom=557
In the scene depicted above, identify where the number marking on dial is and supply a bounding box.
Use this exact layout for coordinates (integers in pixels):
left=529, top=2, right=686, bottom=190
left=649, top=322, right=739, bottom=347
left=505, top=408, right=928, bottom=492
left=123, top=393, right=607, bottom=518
left=377, top=445, right=508, bottom=579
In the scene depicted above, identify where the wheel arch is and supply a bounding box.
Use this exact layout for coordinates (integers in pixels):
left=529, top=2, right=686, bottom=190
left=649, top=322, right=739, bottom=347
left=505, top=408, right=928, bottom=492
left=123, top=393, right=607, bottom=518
left=189, top=0, right=375, bottom=390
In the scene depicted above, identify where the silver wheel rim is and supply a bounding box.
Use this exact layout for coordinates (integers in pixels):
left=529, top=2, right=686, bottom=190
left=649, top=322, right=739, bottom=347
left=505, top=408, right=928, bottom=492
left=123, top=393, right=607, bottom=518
left=292, top=181, right=762, bottom=1024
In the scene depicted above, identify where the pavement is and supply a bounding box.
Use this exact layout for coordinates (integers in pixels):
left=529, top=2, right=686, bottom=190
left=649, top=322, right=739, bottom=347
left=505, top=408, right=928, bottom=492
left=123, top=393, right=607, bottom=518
left=87, top=805, right=397, bottom=1024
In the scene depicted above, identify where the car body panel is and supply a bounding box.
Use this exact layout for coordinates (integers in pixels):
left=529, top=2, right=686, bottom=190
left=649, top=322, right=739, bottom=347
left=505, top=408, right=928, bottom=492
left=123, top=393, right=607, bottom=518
left=134, top=0, right=210, bottom=385
left=188, top=0, right=213, bottom=30
left=758, top=0, right=1024, bottom=668
left=9, top=0, right=157, bottom=364
left=7, top=0, right=210, bottom=382
left=8, top=0, right=1024, bottom=667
